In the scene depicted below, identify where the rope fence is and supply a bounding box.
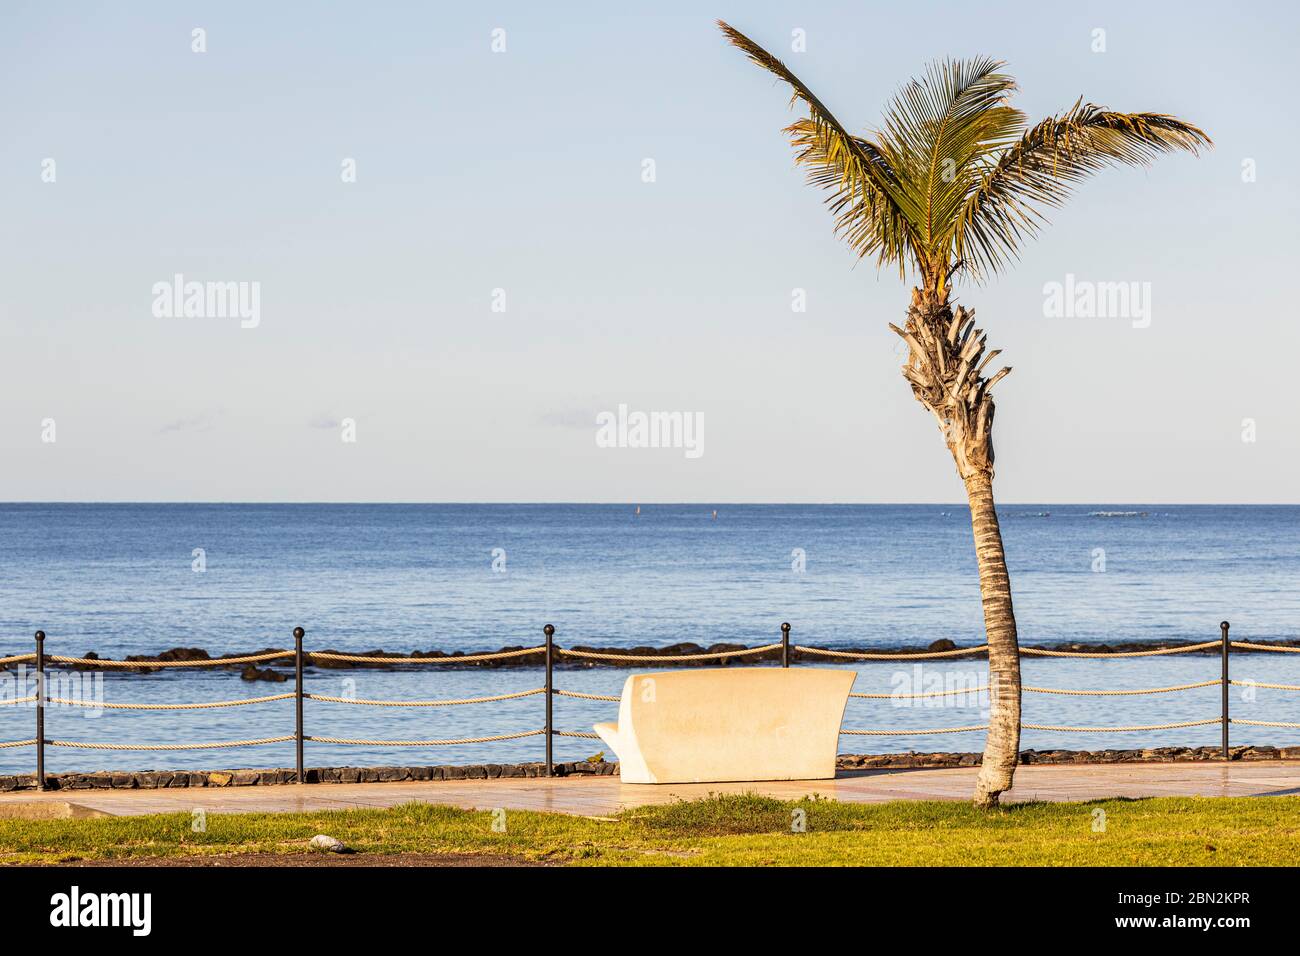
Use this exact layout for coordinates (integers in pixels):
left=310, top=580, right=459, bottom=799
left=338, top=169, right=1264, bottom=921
left=48, top=693, right=296, bottom=710
left=46, top=736, right=297, bottom=752
left=305, top=688, right=546, bottom=707
left=45, top=651, right=295, bottom=668
left=557, top=643, right=782, bottom=663
left=305, top=730, right=546, bottom=747
left=2, top=621, right=1297, bottom=787
left=307, top=647, right=544, bottom=665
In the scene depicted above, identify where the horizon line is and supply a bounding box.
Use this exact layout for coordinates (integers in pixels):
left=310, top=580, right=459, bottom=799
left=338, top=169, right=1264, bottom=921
left=2, top=501, right=1298, bottom=508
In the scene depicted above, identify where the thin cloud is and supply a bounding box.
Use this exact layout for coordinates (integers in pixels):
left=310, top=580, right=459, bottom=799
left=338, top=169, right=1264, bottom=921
left=157, top=410, right=221, bottom=434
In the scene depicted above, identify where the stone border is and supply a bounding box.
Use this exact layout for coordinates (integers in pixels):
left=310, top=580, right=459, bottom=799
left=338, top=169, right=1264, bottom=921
left=0, top=761, right=616, bottom=792
left=838, top=745, right=1300, bottom=770
left=4, top=745, right=1299, bottom=792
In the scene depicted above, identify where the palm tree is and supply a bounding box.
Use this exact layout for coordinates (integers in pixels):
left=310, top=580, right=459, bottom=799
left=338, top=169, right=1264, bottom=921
left=719, top=21, right=1210, bottom=806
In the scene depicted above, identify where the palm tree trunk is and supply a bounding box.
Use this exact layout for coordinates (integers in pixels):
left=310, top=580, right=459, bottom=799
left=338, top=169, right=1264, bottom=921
left=893, top=287, right=1022, bottom=806
left=963, top=470, right=1021, bottom=807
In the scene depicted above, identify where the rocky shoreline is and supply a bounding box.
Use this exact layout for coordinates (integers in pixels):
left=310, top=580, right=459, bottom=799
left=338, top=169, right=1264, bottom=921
left=6, top=635, right=1295, bottom=679
left=3, top=745, right=1297, bottom=792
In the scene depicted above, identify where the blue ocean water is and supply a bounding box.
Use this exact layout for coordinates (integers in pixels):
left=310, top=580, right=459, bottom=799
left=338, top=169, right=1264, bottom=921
left=1, top=503, right=1297, bottom=772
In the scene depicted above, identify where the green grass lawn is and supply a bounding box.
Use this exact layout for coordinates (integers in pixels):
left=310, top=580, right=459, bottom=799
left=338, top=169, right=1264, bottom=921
left=2, top=794, right=1298, bottom=866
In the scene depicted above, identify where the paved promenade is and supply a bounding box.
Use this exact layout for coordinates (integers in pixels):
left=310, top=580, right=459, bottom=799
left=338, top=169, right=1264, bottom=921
left=2, top=761, right=1298, bottom=819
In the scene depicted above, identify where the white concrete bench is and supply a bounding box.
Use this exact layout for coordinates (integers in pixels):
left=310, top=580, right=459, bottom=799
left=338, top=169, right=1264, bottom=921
left=593, top=667, right=856, bottom=784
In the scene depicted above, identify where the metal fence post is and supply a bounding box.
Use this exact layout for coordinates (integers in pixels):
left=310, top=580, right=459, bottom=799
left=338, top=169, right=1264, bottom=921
left=1220, top=621, right=1230, bottom=762
left=34, top=630, right=45, bottom=791
left=781, top=622, right=791, bottom=668
left=543, top=624, right=554, bottom=777
left=294, top=626, right=305, bottom=784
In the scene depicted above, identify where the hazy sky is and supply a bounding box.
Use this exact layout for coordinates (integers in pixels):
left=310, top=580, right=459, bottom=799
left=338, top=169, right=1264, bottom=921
left=3, top=1, right=1296, bottom=503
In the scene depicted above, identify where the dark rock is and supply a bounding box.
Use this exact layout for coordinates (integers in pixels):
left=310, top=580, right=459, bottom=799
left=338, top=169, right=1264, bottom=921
left=240, top=664, right=288, bottom=682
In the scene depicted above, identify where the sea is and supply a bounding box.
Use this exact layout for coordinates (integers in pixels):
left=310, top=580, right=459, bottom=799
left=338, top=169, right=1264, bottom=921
left=1, top=503, right=1296, bottom=773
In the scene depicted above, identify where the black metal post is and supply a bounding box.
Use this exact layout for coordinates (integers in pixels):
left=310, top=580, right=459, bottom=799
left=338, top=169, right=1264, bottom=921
left=34, top=630, right=45, bottom=791
left=294, top=626, right=305, bottom=784
left=781, top=622, right=791, bottom=668
left=543, top=624, right=554, bottom=777
left=1220, top=621, right=1230, bottom=762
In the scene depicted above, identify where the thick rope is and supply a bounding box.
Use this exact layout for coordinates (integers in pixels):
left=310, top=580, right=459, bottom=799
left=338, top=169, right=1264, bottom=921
left=842, top=716, right=1224, bottom=736
left=852, top=686, right=988, bottom=699
left=560, top=679, right=1270, bottom=699
left=47, top=693, right=295, bottom=710
left=1023, top=680, right=1221, bottom=697
left=554, top=690, right=620, bottom=702
left=0, top=738, right=37, bottom=749
left=307, top=646, right=545, bottom=664
left=46, top=651, right=294, bottom=668
left=0, top=654, right=35, bottom=665
left=306, top=729, right=545, bottom=746
left=1231, top=718, right=1300, bottom=729
left=552, top=730, right=602, bottom=739
left=1021, top=642, right=1220, bottom=658
left=47, top=736, right=295, bottom=751
left=842, top=725, right=989, bottom=735
left=305, top=688, right=544, bottom=707
left=0, top=696, right=38, bottom=707
left=1022, top=718, right=1221, bottom=732
left=1231, top=642, right=1300, bottom=654
left=797, top=644, right=988, bottom=660
left=558, top=643, right=782, bottom=663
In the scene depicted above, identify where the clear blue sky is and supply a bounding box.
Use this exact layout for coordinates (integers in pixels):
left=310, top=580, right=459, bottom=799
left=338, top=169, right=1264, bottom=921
left=2, top=1, right=1296, bottom=502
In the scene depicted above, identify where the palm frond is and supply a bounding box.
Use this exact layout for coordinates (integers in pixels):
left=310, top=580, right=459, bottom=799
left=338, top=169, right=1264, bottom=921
left=720, top=23, right=1211, bottom=289
left=876, top=58, right=1024, bottom=286
left=955, top=101, right=1212, bottom=277
left=717, top=20, right=922, bottom=276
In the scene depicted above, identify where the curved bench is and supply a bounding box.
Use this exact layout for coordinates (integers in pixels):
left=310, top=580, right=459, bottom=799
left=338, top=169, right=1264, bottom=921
left=593, top=667, right=856, bottom=784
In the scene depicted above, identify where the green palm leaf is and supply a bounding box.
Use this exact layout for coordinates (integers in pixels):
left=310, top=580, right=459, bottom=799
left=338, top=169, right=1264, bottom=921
left=955, top=101, right=1212, bottom=277
left=876, top=58, right=1023, bottom=288
left=719, top=22, right=1212, bottom=289
left=717, top=20, right=920, bottom=277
